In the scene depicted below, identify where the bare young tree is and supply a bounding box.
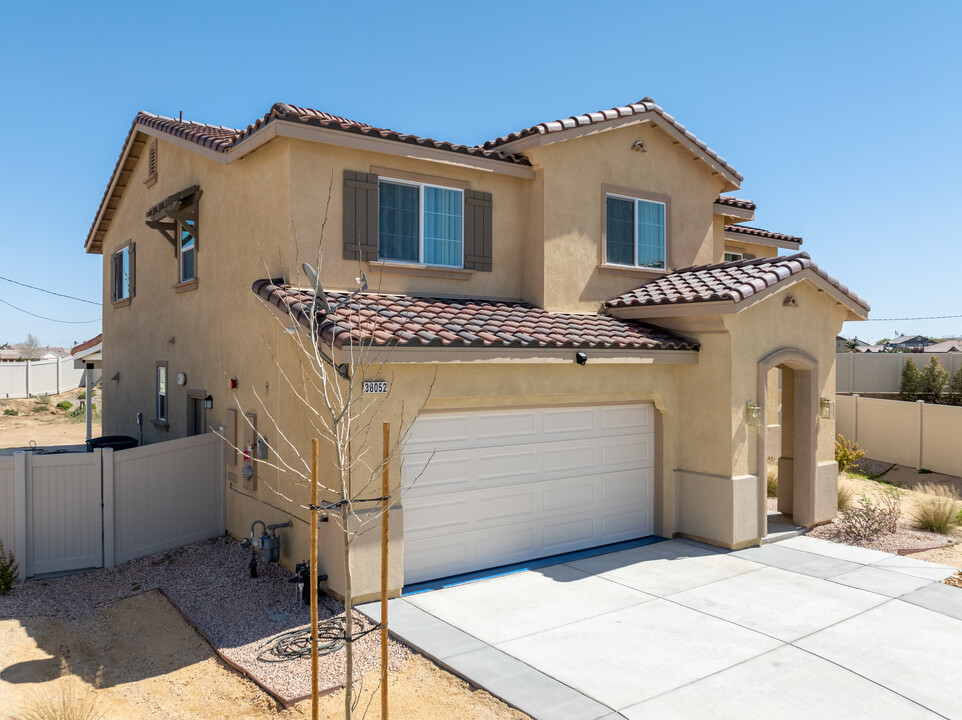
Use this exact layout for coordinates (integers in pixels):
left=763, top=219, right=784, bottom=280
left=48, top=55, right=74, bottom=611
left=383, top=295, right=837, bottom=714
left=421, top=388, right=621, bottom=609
left=231, top=248, right=435, bottom=719
left=14, top=333, right=41, bottom=360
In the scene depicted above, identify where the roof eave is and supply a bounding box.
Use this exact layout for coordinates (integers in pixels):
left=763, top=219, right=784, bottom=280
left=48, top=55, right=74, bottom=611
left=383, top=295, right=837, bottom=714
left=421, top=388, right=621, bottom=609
left=607, top=270, right=870, bottom=322
left=714, top=204, right=755, bottom=223
left=332, top=345, right=699, bottom=365
left=723, top=229, right=801, bottom=250
left=491, top=112, right=742, bottom=191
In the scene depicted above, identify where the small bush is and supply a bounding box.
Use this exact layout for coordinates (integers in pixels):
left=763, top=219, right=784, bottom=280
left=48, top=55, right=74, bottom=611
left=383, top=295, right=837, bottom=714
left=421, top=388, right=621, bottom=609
left=838, top=482, right=855, bottom=511
left=3, top=408, right=18, bottom=416
left=920, top=356, right=949, bottom=399
left=32, top=405, right=49, bottom=413
left=835, top=434, right=865, bottom=474
left=56, top=401, right=73, bottom=411
left=0, top=538, right=19, bottom=594
left=912, top=484, right=961, bottom=534
left=767, top=474, right=778, bottom=499
left=12, top=662, right=109, bottom=720
left=35, top=393, right=50, bottom=405
left=838, top=487, right=901, bottom=541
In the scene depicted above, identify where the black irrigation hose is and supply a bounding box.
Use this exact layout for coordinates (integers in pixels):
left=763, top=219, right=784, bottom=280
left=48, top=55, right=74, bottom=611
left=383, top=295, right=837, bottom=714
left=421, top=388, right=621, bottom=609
left=257, top=616, right=386, bottom=662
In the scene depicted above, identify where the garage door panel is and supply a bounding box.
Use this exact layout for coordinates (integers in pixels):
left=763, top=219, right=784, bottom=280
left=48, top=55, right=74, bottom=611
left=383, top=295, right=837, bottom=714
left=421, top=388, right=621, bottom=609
left=404, top=414, right=472, bottom=450
left=542, top=407, right=596, bottom=435
left=476, top=488, right=538, bottom=522
left=476, top=449, right=538, bottom=483
left=602, top=403, right=653, bottom=431
left=602, top=435, right=653, bottom=468
left=402, top=404, right=656, bottom=585
left=477, top=411, right=537, bottom=441
left=542, top=441, right=597, bottom=473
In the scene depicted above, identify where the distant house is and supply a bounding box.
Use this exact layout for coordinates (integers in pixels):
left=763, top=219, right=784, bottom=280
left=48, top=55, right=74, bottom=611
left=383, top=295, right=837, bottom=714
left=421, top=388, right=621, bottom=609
left=0, top=349, right=19, bottom=362
left=924, top=340, right=962, bottom=353
left=884, top=335, right=935, bottom=352
left=836, top=336, right=869, bottom=352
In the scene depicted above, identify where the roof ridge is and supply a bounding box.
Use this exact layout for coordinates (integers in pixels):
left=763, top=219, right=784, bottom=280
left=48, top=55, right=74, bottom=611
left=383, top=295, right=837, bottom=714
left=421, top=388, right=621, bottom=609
left=673, top=252, right=810, bottom=275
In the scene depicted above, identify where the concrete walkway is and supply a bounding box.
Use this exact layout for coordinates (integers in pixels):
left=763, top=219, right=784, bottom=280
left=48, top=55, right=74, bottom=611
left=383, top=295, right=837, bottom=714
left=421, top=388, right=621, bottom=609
left=359, top=536, right=962, bottom=720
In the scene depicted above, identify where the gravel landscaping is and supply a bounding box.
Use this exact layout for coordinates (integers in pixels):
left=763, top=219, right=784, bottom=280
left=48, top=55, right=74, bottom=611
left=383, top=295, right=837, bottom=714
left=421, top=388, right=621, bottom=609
left=0, top=536, right=409, bottom=704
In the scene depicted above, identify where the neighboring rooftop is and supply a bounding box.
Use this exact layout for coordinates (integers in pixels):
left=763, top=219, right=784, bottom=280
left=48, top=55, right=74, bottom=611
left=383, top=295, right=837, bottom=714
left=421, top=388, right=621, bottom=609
left=71, top=334, right=103, bottom=356
left=252, top=280, right=698, bottom=352
left=605, top=252, right=869, bottom=314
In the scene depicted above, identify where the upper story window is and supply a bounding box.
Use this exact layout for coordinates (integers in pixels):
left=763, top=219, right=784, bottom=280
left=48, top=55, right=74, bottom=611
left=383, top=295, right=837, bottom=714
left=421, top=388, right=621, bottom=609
left=110, top=242, right=136, bottom=303
left=145, top=185, right=201, bottom=290
left=724, top=251, right=744, bottom=262
left=156, top=362, right=168, bottom=423
left=180, top=219, right=196, bottom=282
left=605, top=194, right=666, bottom=269
left=378, top=179, right=463, bottom=267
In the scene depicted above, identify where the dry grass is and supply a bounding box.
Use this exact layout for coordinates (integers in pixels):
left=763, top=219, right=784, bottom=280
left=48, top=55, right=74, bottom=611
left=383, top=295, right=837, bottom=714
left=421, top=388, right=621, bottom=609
left=912, top=484, right=962, bottom=534
left=837, top=481, right=856, bottom=511
left=9, top=661, right=109, bottom=720
left=767, top=459, right=778, bottom=498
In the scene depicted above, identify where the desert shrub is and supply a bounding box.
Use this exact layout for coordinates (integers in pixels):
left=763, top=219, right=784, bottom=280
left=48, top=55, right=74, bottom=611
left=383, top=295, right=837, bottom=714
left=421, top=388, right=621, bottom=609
left=766, top=457, right=778, bottom=498
left=11, top=662, right=108, bottom=720
left=3, top=408, right=18, bottom=416
left=835, top=434, right=865, bottom=473
left=912, top=484, right=961, bottom=534
left=35, top=393, right=50, bottom=405
left=919, top=356, right=949, bottom=402
left=837, top=482, right=855, bottom=511
left=56, top=401, right=73, bottom=411
left=0, top=538, right=18, bottom=594
left=32, top=405, right=49, bottom=413
left=838, top=487, right=901, bottom=541
left=900, top=359, right=922, bottom=401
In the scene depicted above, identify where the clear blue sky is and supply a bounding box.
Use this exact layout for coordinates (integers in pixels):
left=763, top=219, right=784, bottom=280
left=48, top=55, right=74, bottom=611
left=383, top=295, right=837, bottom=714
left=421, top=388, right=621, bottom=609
left=1, top=1, right=960, bottom=348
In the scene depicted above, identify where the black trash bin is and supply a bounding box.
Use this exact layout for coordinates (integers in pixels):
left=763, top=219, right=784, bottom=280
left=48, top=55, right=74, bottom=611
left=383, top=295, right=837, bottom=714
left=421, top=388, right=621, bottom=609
left=87, top=435, right=138, bottom=452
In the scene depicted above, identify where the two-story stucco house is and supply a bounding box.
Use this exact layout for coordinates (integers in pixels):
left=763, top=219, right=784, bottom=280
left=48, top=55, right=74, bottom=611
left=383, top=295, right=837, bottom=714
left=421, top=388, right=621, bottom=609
left=85, top=97, right=868, bottom=600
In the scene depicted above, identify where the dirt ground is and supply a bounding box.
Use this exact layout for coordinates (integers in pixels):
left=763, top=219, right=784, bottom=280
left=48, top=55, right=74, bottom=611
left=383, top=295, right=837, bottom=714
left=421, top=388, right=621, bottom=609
left=0, top=389, right=101, bottom=450
left=0, top=591, right=529, bottom=720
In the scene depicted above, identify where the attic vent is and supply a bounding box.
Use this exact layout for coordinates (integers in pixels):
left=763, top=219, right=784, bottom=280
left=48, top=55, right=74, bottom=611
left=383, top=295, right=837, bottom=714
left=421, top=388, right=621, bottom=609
left=145, top=140, right=158, bottom=187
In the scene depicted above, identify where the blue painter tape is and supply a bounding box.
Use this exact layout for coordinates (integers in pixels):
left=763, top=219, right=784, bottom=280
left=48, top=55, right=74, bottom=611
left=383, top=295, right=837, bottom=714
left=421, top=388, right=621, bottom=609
left=402, top=535, right=665, bottom=596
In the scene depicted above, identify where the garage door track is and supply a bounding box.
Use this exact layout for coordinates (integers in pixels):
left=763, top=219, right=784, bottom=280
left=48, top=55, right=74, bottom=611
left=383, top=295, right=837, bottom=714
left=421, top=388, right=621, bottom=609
left=359, top=536, right=962, bottom=720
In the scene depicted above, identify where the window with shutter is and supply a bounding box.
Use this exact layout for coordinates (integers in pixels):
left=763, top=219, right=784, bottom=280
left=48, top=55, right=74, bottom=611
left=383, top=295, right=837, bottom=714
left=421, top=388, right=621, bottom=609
left=343, top=170, right=379, bottom=261
left=110, top=242, right=134, bottom=303
left=464, top=190, right=492, bottom=272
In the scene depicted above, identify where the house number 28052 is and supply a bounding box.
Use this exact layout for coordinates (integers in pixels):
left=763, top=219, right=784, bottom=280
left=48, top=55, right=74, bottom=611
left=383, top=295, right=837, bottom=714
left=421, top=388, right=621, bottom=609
left=363, top=380, right=388, bottom=394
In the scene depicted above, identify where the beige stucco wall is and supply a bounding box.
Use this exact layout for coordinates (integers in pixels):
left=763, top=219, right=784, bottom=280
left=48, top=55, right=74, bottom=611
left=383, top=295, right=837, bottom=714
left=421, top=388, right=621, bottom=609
left=523, top=122, right=727, bottom=312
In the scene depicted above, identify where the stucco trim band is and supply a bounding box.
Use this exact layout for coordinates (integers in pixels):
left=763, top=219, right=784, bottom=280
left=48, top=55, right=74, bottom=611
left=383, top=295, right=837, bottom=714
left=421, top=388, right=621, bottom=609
left=335, top=346, right=699, bottom=365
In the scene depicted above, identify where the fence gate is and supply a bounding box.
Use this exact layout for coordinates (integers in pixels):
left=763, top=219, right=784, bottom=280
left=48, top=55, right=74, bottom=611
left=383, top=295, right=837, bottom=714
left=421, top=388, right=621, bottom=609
left=24, top=451, right=103, bottom=576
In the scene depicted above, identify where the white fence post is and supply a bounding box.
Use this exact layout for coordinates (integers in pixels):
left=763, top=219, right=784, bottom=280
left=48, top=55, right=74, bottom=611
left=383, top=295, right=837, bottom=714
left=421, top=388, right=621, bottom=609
left=101, top=448, right=115, bottom=568
left=916, top=400, right=924, bottom=471
left=13, top=452, right=27, bottom=580
left=24, top=360, right=30, bottom=398
left=853, top=394, right=859, bottom=444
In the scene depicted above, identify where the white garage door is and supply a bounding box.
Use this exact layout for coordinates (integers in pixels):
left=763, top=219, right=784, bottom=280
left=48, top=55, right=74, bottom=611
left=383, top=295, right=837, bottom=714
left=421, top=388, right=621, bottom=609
left=401, top=403, right=655, bottom=585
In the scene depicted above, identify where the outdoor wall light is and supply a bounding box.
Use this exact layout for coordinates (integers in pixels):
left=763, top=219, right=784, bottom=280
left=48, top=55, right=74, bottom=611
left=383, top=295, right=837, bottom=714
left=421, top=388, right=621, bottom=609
left=820, top=397, right=835, bottom=419
left=575, top=352, right=588, bottom=366
left=204, top=394, right=213, bottom=410
left=746, top=401, right=762, bottom=427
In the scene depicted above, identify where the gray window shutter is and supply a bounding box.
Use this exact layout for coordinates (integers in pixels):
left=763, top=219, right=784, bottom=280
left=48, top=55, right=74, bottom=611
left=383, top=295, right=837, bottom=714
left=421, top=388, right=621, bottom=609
left=464, top=190, right=492, bottom=271
left=343, top=170, right=379, bottom=261
left=128, top=242, right=136, bottom=298
left=110, top=252, right=117, bottom=301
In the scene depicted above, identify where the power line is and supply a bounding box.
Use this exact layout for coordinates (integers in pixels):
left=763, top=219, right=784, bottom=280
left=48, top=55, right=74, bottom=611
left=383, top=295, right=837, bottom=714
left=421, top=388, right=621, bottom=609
left=866, top=314, right=962, bottom=322
left=0, top=297, right=100, bottom=324
left=0, top=274, right=101, bottom=305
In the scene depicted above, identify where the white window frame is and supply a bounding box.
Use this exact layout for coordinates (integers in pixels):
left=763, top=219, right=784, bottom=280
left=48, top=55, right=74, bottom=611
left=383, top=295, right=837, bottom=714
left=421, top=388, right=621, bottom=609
left=112, top=245, right=131, bottom=301
left=378, top=177, right=464, bottom=268
left=178, top=219, right=196, bottom=283
left=605, top=192, right=667, bottom=269
left=156, top=363, right=168, bottom=423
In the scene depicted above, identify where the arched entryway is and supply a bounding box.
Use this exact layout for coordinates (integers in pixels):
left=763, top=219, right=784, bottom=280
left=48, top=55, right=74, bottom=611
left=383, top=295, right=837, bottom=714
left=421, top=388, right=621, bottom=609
left=756, top=348, right=820, bottom=536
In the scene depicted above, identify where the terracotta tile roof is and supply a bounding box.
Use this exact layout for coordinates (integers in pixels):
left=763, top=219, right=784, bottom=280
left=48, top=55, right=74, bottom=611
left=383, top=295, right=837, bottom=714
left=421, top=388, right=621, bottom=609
left=604, top=252, right=869, bottom=312
left=714, top=196, right=756, bottom=211
left=481, top=97, right=742, bottom=182
left=239, top=103, right=530, bottom=166
left=136, top=112, right=239, bottom=152
left=252, top=280, right=697, bottom=352
left=725, top=224, right=802, bottom=244
left=71, top=334, right=102, bottom=356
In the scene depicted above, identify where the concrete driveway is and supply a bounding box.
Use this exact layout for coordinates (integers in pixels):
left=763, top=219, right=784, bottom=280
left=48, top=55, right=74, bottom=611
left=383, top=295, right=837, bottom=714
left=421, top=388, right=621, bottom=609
left=359, top=536, right=962, bottom=720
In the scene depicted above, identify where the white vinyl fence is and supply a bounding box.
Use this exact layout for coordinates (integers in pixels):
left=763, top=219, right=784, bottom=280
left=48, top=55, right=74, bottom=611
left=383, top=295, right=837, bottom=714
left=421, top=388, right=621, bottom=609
left=0, top=356, right=101, bottom=399
left=0, top=432, right=224, bottom=579
left=836, top=395, right=962, bottom=477
left=836, top=352, right=962, bottom=394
